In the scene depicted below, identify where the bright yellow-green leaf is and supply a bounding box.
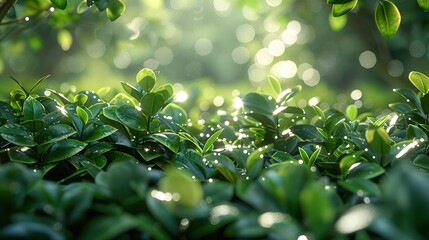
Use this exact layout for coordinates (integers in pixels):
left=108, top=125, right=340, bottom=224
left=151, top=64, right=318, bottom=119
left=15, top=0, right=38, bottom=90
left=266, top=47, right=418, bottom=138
left=408, top=71, right=429, bottom=95
left=346, top=104, right=358, bottom=121
left=106, top=0, right=125, bottom=21
left=268, top=75, right=281, bottom=95
left=57, top=29, right=73, bottom=51
left=329, top=14, right=347, bottom=31
left=365, top=125, right=391, bottom=154
left=417, top=0, right=429, bottom=12
left=332, top=0, right=358, bottom=17
left=159, top=168, right=203, bottom=208
left=375, top=0, right=401, bottom=39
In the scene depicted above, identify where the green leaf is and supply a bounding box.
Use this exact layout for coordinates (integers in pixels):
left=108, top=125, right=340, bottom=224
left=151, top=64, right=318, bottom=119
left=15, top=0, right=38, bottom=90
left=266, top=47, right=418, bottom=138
left=57, top=29, right=73, bottom=51
left=63, top=183, right=94, bottom=223
left=160, top=103, right=188, bottom=128
left=100, top=160, right=148, bottom=202
left=44, top=139, right=87, bottom=163
left=243, top=93, right=275, bottom=116
left=394, top=88, right=424, bottom=113
left=375, top=0, right=401, bottom=39
left=246, top=146, right=269, bottom=179
left=329, top=14, right=347, bottom=31
left=50, top=0, right=67, bottom=10
left=422, top=93, right=429, bottom=115
left=273, top=106, right=305, bottom=116
left=327, top=0, right=354, bottom=3
left=312, top=105, right=326, bottom=122
left=338, top=178, right=381, bottom=196
left=77, top=1, right=90, bottom=13
left=94, top=0, right=109, bottom=11
left=407, top=124, right=427, bottom=140
left=268, top=75, right=281, bottom=95
left=23, top=96, right=45, bottom=120
left=82, top=125, right=117, bottom=142
left=37, top=124, right=76, bottom=146
left=346, top=104, right=358, bottom=121
left=150, top=132, right=180, bottom=153
left=121, top=82, right=143, bottom=101
left=203, top=129, right=223, bottom=153
left=159, top=167, right=203, bottom=208
left=0, top=123, right=37, bottom=147
left=140, top=92, right=165, bottom=118
left=365, top=125, right=391, bottom=154
left=300, top=182, right=336, bottom=237
left=73, top=93, right=88, bottom=105
left=276, top=86, right=301, bottom=104
left=8, top=147, right=38, bottom=164
left=332, top=0, right=358, bottom=17
left=388, top=102, right=413, bottom=114
left=155, top=84, right=174, bottom=101
left=116, top=105, right=147, bottom=131
left=76, top=106, right=89, bottom=124
left=417, top=0, right=429, bottom=11
left=29, top=75, right=50, bottom=94
left=347, top=162, right=385, bottom=180
left=413, top=154, right=429, bottom=170
left=106, top=0, right=125, bottom=21
left=206, top=153, right=239, bottom=183
left=299, top=147, right=310, bottom=164
left=308, top=147, right=321, bottom=166
left=21, top=120, right=45, bottom=132
left=408, top=71, right=429, bottom=95
left=137, top=68, right=156, bottom=93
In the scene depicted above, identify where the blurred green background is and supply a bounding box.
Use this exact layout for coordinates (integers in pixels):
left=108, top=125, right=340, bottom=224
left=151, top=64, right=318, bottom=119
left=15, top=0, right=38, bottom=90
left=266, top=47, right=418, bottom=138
left=1, top=0, right=428, bottom=111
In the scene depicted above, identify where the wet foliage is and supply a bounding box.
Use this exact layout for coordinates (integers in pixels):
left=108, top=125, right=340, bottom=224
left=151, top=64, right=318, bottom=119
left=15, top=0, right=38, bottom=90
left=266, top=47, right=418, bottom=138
left=0, top=68, right=428, bottom=239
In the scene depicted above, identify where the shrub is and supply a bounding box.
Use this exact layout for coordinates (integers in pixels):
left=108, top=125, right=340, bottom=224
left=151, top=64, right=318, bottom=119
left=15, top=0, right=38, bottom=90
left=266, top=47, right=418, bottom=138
left=0, top=68, right=428, bottom=239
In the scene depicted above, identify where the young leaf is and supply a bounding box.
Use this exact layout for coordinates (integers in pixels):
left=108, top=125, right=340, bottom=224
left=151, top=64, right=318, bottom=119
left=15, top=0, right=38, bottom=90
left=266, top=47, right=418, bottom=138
left=29, top=75, right=50, bottom=94
left=417, top=0, right=429, bottom=11
left=268, top=75, right=281, bottom=95
left=76, top=106, right=89, bottom=124
left=332, top=0, right=358, bottom=17
left=137, top=68, right=156, bottom=93
left=346, top=104, right=358, bottom=121
left=375, top=0, right=401, bottom=39
left=408, top=71, right=429, bottom=95
left=106, top=0, right=125, bottom=21
left=121, top=82, right=143, bottom=101
left=23, top=96, right=45, bottom=120
left=299, top=147, right=310, bottom=164
left=308, top=147, right=321, bottom=166
left=312, top=105, right=326, bottom=122
left=203, top=129, right=223, bottom=153
left=50, top=0, right=67, bottom=10
left=329, top=14, right=347, bottom=32
left=365, top=125, right=391, bottom=154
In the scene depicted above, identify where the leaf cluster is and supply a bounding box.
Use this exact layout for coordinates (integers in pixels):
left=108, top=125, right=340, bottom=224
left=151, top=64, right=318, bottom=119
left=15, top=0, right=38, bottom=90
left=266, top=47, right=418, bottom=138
left=0, top=69, right=429, bottom=239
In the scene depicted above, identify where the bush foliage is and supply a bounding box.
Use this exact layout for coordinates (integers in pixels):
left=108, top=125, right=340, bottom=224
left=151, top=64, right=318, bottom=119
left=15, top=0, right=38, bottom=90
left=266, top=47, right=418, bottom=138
left=1, top=68, right=429, bottom=239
